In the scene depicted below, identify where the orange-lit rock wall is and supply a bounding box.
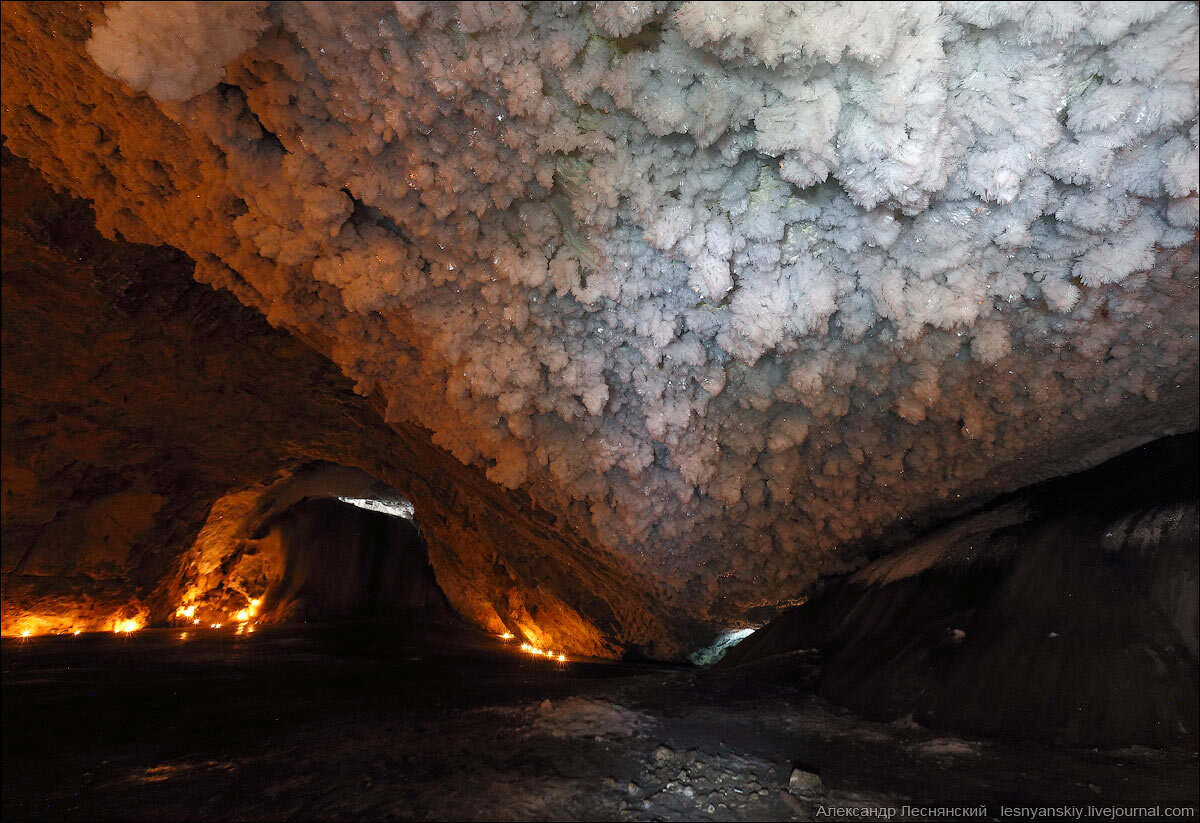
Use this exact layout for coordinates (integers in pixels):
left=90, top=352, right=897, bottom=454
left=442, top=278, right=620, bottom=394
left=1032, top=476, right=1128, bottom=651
left=1, top=150, right=680, bottom=655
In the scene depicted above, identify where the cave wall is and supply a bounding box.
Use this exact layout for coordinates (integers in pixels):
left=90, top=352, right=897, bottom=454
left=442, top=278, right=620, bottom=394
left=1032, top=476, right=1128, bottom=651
left=0, top=149, right=681, bottom=655
left=718, top=434, right=1200, bottom=749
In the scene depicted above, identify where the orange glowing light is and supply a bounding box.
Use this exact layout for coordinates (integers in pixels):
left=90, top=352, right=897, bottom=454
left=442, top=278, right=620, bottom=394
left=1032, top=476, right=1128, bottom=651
left=73, top=630, right=81, bottom=636
left=176, top=605, right=196, bottom=619
left=114, top=619, right=140, bottom=634
left=20, top=629, right=32, bottom=637
left=235, top=610, right=250, bottom=622
left=499, top=632, right=514, bottom=640
left=515, top=640, right=565, bottom=662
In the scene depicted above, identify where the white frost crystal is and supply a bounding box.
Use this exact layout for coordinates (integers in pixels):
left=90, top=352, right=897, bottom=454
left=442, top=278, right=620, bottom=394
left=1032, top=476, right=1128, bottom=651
left=5, top=1, right=1195, bottom=625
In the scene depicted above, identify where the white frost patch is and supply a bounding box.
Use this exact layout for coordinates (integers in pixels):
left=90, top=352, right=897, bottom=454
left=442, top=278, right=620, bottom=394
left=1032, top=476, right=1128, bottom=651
left=689, top=627, right=758, bottom=667
left=912, top=738, right=983, bottom=758
left=529, top=697, right=653, bottom=740
left=336, top=496, right=415, bottom=521
left=87, top=1, right=270, bottom=101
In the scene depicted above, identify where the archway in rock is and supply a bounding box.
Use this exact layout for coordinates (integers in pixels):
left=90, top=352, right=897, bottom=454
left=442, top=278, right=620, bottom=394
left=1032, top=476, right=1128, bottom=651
left=253, top=496, right=450, bottom=624
left=166, top=462, right=455, bottom=629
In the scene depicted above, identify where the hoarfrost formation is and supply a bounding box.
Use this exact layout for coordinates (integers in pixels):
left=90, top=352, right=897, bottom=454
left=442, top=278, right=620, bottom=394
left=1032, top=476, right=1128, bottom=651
left=4, top=1, right=1197, bottom=628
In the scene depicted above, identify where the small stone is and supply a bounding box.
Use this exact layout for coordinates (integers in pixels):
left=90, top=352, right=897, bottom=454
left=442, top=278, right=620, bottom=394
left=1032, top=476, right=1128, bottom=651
left=707, top=804, right=715, bottom=814
left=627, top=782, right=640, bottom=796
left=539, top=699, right=552, bottom=713
left=654, top=745, right=675, bottom=764
left=789, top=768, right=822, bottom=794
left=642, top=800, right=652, bottom=810
left=682, top=786, right=694, bottom=798
left=602, top=777, right=617, bottom=789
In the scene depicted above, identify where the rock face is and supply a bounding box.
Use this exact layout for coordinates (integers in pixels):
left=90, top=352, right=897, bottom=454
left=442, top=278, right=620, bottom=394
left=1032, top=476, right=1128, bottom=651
left=719, top=434, right=1200, bottom=748
left=0, top=148, right=677, bottom=655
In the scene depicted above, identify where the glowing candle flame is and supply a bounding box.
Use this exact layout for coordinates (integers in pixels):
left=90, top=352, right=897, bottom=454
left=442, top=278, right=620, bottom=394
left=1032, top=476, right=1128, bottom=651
left=499, top=632, right=514, bottom=640
left=514, top=639, right=566, bottom=662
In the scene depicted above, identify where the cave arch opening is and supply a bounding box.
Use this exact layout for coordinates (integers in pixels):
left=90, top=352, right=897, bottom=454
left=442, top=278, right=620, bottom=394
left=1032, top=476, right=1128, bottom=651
left=170, top=462, right=454, bottom=630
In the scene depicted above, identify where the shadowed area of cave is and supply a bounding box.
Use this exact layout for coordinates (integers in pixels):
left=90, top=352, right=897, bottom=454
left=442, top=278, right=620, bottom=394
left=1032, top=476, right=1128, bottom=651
left=254, top=496, right=454, bottom=624
left=2, top=2, right=1198, bottom=821
left=718, top=434, right=1200, bottom=749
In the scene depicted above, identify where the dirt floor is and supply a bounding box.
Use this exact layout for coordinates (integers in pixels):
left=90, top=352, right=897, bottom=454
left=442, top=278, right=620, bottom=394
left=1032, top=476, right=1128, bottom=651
left=2, top=623, right=1197, bottom=821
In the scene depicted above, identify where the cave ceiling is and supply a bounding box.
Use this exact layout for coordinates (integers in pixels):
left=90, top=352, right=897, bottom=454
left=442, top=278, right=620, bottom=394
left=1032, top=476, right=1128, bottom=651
left=1, top=1, right=1197, bottom=652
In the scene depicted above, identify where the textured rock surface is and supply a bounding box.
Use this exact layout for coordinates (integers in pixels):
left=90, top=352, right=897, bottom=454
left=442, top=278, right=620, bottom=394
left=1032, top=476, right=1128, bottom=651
left=718, top=433, right=1199, bottom=748
left=1, top=2, right=1198, bottom=650
left=0, top=149, right=675, bottom=654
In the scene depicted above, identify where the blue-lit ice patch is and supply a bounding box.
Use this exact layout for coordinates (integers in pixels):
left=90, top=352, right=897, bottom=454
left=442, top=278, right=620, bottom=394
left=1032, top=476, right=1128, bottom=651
left=336, top=496, right=415, bottom=520
left=689, top=627, right=757, bottom=667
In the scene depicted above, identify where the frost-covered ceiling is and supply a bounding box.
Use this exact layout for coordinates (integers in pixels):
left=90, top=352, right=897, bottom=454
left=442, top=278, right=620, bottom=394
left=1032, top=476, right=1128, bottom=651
left=2, top=1, right=1197, bottom=627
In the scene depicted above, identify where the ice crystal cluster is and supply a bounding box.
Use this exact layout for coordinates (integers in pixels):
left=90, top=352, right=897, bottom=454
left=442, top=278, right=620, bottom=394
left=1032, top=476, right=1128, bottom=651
left=6, top=2, right=1197, bottom=618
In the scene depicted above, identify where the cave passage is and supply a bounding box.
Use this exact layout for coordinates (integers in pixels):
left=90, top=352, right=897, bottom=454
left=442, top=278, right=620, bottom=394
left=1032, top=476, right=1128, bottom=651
left=2, top=2, right=1197, bottom=820
left=253, top=495, right=453, bottom=624
left=3, top=435, right=1198, bottom=821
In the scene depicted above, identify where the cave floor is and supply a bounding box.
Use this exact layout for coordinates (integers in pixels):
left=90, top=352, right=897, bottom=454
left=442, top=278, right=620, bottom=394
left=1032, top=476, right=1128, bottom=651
left=3, top=624, right=1196, bottom=822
